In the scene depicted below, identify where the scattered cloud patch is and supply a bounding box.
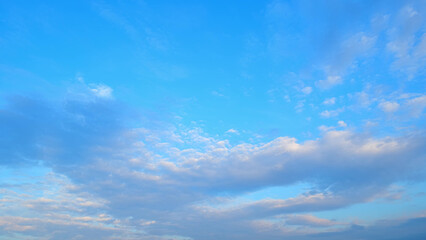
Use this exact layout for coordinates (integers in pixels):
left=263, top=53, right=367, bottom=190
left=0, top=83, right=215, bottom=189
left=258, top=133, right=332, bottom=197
left=405, top=95, right=426, bottom=117
left=90, top=84, right=113, bottom=98
left=212, top=90, right=225, bottom=97
left=323, top=97, right=336, bottom=105
left=295, top=100, right=305, bottom=112
left=301, top=86, right=313, bottom=95
left=226, top=129, right=239, bottom=135
left=337, top=121, right=347, bottom=127
left=320, top=108, right=344, bottom=118
left=316, top=76, right=342, bottom=89
left=285, top=214, right=343, bottom=227
left=319, top=121, right=347, bottom=132
left=379, top=101, right=400, bottom=113
left=386, top=5, right=426, bottom=78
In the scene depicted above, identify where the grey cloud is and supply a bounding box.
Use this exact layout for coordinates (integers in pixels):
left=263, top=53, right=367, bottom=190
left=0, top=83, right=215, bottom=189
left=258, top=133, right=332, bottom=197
left=304, top=217, right=426, bottom=240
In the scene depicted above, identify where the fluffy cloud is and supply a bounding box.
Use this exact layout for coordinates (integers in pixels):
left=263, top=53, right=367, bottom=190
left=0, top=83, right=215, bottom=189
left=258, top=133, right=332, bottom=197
left=90, top=84, right=113, bottom=98
left=1, top=93, right=425, bottom=239
left=379, top=101, right=400, bottom=113
left=226, top=128, right=239, bottom=134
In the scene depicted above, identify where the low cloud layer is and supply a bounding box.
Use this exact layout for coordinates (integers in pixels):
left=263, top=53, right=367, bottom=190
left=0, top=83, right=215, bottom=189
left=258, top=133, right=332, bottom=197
left=1, top=93, right=425, bottom=239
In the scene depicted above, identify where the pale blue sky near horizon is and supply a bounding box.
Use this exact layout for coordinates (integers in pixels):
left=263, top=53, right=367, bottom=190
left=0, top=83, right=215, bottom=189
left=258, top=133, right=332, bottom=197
left=1, top=0, right=426, bottom=239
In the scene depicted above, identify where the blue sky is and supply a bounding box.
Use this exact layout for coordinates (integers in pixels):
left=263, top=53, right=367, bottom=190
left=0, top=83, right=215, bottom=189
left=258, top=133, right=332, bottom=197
left=1, top=0, right=426, bottom=239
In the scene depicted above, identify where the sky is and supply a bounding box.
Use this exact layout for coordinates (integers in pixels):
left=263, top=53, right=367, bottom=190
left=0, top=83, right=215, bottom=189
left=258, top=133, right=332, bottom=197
left=1, top=0, right=426, bottom=239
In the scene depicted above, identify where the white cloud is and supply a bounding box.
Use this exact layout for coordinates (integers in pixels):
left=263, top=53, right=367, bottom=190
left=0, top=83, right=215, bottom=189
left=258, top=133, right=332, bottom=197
left=316, top=75, right=342, bottom=89
left=337, top=121, right=347, bottom=127
left=318, top=125, right=334, bottom=132
left=301, top=86, right=313, bottom=95
left=323, top=97, right=336, bottom=105
left=90, top=84, right=113, bottom=98
left=379, top=101, right=400, bottom=113
left=319, top=121, right=347, bottom=132
left=320, top=108, right=343, bottom=118
left=226, top=129, right=239, bottom=135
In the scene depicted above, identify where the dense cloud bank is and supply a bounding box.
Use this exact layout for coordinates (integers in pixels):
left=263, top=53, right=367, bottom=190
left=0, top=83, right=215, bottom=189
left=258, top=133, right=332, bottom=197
left=1, top=94, right=425, bottom=239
